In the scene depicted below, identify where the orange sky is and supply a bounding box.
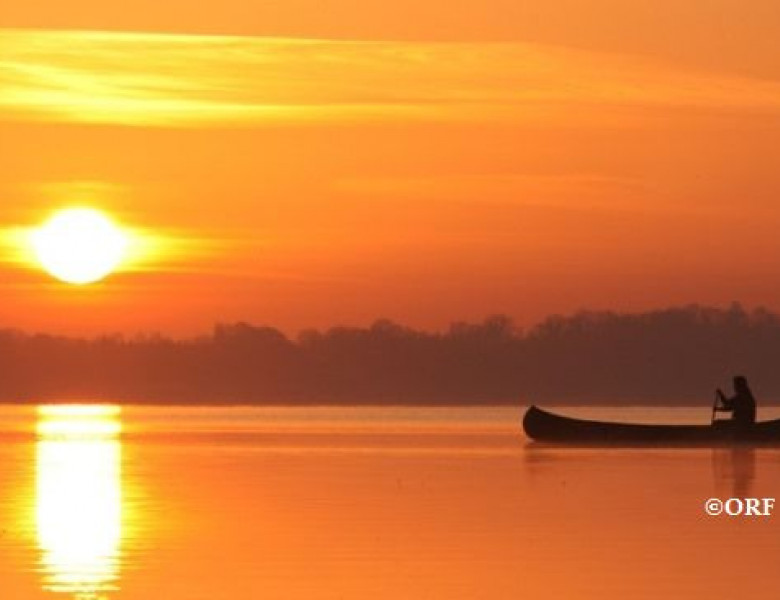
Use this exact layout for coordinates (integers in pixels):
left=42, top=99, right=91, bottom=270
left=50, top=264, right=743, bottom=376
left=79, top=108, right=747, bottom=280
left=1, top=2, right=780, bottom=335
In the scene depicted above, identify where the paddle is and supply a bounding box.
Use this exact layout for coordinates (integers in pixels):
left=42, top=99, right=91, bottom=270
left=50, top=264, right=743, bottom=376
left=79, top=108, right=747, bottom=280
left=711, top=390, right=721, bottom=425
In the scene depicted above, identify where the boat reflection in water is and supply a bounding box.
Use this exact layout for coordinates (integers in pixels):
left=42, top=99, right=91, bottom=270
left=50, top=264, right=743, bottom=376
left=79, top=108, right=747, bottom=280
left=712, top=446, right=756, bottom=497
left=36, top=405, right=123, bottom=599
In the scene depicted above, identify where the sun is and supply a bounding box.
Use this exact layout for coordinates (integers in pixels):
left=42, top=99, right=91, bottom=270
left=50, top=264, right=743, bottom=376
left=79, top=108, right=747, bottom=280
left=31, top=208, right=129, bottom=285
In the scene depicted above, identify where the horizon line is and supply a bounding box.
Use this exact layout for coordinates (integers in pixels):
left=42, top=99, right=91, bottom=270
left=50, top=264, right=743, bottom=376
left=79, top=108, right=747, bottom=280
left=0, top=300, right=764, bottom=340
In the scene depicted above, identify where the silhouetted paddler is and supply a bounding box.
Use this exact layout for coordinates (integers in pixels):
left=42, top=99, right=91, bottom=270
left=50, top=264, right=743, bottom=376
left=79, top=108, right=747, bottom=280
left=715, top=375, right=757, bottom=428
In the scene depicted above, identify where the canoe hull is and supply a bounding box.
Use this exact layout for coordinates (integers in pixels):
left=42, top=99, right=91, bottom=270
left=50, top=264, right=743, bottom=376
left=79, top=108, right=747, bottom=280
left=522, top=405, right=780, bottom=444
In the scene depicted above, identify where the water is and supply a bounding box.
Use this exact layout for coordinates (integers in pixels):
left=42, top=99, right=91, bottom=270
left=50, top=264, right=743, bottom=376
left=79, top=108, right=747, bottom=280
left=0, top=404, right=779, bottom=599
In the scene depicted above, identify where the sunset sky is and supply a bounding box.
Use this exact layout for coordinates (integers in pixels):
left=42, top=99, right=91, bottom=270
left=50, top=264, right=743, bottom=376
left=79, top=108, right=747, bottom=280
left=1, top=1, right=780, bottom=335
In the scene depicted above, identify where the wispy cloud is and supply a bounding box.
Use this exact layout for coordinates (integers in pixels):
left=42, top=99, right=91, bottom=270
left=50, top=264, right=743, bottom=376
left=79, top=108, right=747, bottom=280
left=2, top=29, right=780, bottom=127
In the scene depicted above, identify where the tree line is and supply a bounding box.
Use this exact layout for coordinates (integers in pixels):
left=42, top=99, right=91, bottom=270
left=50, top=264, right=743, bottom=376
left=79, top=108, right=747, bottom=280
left=1, top=303, right=778, bottom=405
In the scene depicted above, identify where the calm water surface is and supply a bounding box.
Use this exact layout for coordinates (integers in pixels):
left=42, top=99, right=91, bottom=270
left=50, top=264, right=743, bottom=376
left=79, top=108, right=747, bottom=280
left=0, top=404, right=779, bottom=599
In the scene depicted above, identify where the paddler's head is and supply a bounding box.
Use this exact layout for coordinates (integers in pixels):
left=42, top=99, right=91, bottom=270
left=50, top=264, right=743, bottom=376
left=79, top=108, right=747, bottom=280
left=734, top=375, right=749, bottom=392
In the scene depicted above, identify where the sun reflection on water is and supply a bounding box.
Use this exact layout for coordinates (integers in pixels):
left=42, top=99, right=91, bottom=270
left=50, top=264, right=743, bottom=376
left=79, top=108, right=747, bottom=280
left=36, top=405, right=123, bottom=599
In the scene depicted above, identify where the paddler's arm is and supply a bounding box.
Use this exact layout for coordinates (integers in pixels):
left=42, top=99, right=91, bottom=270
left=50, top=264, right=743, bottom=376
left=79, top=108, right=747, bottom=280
left=715, top=389, right=734, bottom=411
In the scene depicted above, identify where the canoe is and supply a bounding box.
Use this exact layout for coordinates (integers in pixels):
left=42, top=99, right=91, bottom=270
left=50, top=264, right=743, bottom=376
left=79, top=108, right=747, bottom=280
left=522, top=405, right=780, bottom=444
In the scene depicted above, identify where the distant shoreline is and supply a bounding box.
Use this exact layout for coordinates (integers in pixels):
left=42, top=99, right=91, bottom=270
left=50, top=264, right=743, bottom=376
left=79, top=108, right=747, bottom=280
left=8, top=400, right=780, bottom=407
left=2, top=304, right=779, bottom=405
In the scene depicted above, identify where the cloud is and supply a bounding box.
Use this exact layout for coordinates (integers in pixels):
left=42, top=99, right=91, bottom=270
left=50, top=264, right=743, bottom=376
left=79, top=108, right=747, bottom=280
left=2, top=28, right=780, bottom=127
left=336, top=173, right=646, bottom=204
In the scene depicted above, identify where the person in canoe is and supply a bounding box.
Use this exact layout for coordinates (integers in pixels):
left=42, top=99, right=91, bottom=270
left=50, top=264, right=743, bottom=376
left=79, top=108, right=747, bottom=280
left=715, top=375, right=757, bottom=428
